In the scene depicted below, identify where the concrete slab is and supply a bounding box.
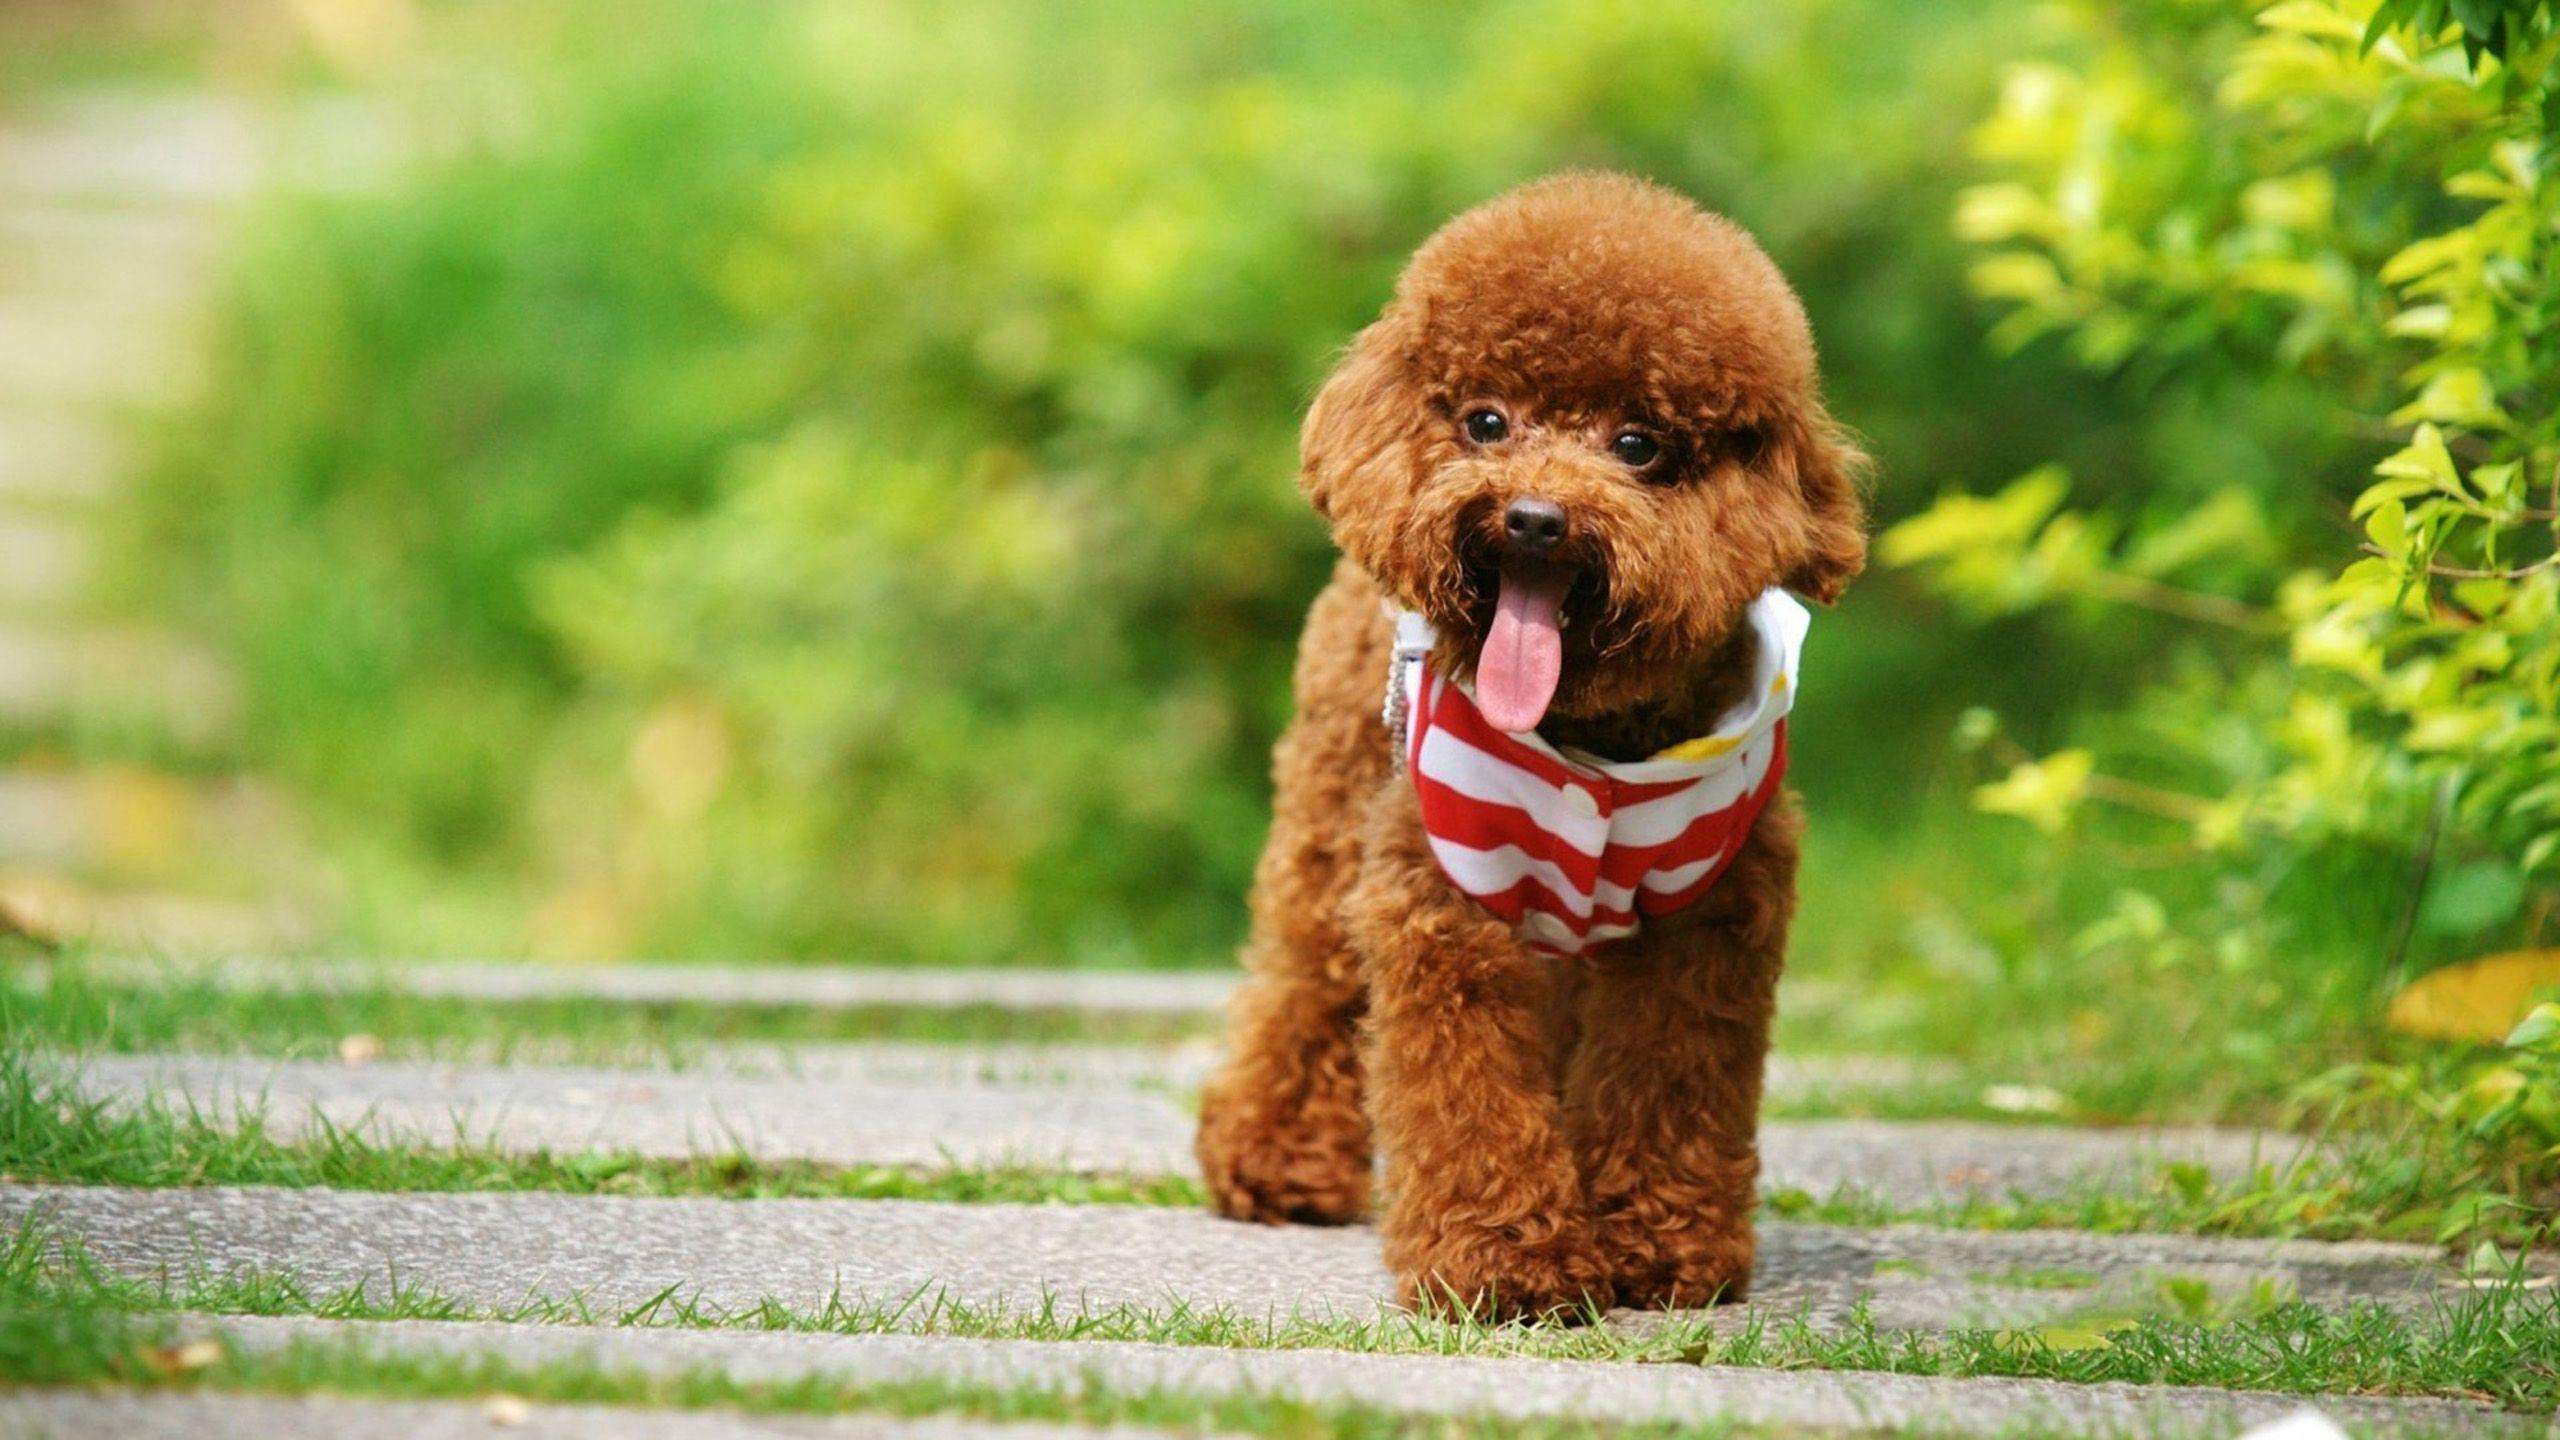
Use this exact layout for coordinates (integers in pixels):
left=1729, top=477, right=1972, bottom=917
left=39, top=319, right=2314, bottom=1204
left=0, top=1184, right=2468, bottom=1338
left=221, top=1035, right=1937, bottom=1103
left=0, top=1388, right=1196, bottom=1439
left=56, top=1050, right=2293, bottom=1204
left=0, top=204, right=217, bottom=264
left=0, top=94, right=262, bottom=208
left=0, top=509, right=91, bottom=609
left=0, top=297, right=202, bottom=411
left=0, top=216, right=214, bottom=316
left=186, top=1312, right=2536, bottom=1438
left=0, top=623, right=237, bottom=738
left=72, top=1051, right=1199, bottom=1175
left=65, top=956, right=1251, bottom=1016
left=0, top=407, right=122, bottom=502
left=66, top=956, right=1861, bottom=1034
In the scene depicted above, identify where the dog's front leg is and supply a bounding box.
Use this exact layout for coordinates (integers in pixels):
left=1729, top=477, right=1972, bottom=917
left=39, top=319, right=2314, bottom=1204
left=1345, top=785, right=1611, bottom=1321
left=1560, top=800, right=1799, bottom=1309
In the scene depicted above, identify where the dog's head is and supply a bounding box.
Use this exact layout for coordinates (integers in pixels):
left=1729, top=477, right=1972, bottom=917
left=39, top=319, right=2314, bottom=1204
left=1303, top=172, right=1866, bottom=731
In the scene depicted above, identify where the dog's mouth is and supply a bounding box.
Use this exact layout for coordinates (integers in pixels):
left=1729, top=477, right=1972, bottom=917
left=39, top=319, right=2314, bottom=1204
left=1455, top=551, right=1604, bottom=734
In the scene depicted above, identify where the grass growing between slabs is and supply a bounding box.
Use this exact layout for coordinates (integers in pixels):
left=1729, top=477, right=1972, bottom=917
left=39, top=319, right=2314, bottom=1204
left=0, top=965, right=1222, bottom=1057
left=5, top=1054, right=2551, bottom=1248
left=8, top=1249, right=2437, bottom=1440
left=1, top=1217, right=2552, bottom=1413
left=0, top=957, right=2399, bottom=1127
left=0, top=1235, right=1838, bottom=1440
left=6, top=1051, right=2554, bottom=1248
left=0, top=967, right=2018, bottom=1122
left=0, top=1057, right=1201, bottom=1208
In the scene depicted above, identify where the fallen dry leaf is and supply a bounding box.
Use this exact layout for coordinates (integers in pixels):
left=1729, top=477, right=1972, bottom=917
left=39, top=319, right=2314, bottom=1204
left=137, top=1338, right=225, bottom=1375
left=2387, top=950, right=2560, bottom=1043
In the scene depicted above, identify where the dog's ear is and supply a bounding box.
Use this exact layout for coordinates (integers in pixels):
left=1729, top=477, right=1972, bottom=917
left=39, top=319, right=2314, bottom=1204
left=1780, top=414, right=1870, bottom=605
left=1299, top=323, right=1408, bottom=521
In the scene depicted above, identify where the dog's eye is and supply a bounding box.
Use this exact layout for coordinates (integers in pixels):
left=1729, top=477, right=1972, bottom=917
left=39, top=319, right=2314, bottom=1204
left=1462, top=409, right=1509, bottom=445
left=1609, top=430, right=1662, bottom=469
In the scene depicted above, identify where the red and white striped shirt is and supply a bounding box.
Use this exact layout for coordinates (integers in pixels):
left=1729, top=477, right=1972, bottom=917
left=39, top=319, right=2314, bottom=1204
left=1388, top=589, right=1807, bottom=957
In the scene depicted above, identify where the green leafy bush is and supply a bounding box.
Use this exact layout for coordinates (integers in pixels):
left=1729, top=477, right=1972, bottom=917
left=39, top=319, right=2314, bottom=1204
left=1894, top=0, right=2557, bottom=971
left=1880, top=0, right=2559, bottom=1213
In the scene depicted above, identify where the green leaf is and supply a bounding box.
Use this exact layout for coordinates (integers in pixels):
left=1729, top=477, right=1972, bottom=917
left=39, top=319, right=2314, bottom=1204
left=1952, top=183, right=2052, bottom=243
left=2365, top=499, right=2410, bottom=550
left=1877, top=468, right=2070, bottom=568
left=1974, top=749, right=2094, bottom=834
left=2420, top=858, right=2530, bottom=936
left=2505, top=1002, right=2560, bottom=1050
left=2390, top=368, right=2506, bottom=429
left=2374, top=424, right=2464, bottom=495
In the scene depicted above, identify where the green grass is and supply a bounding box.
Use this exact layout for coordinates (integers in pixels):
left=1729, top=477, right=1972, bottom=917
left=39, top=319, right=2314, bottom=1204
left=0, top=965, right=2110, bottom=1125
left=5, top=1053, right=2551, bottom=1248
left=3, top=1217, right=2551, bottom=1413
left=5, top=1242, right=2386, bottom=1440
left=0, top=1230, right=1761, bottom=1440
left=0, top=969, right=1221, bottom=1057
left=0, top=1055, right=1202, bottom=1206
left=1963, top=1267, right=2100, bottom=1292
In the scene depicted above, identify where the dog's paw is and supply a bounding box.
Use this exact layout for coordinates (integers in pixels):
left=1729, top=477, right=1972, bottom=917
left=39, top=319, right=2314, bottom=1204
left=1598, top=1224, right=1754, bottom=1310
left=1194, top=1100, right=1370, bottom=1226
left=1394, top=1233, right=1616, bottom=1323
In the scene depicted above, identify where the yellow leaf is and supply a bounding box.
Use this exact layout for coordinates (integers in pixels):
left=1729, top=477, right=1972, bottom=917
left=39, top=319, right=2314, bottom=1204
left=2386, top=303, right=2452, bottom=339
left=2446, top=169, right=2516, bottom=201
left=1974, top=749, right=2094, bottom=833
left=1953, top=183, right=2054, bottom=243
left=1969, top=252, right=2069, bottom=305
left=2380, top=232, right=2470, bottom=287
left=138, top=1338, right=225, bottom=1375
left=2388, top=950, right=2560, bottom=1043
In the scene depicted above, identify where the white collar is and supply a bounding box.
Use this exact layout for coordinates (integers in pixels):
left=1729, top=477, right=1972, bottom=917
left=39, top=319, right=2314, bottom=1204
left=1391, top=587, right=1809, bottom=781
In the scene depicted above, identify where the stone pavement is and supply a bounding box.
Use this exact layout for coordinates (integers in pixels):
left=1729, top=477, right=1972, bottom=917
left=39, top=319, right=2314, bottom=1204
left=0, top=1184, right=2467, bottom=1335
left=57, top=1050, right=2289, bottom=1202
left=123, top=1033, right=1935, bottom=1099
left=68, top=956, right=1250, bottom=1015
left=183, top=1313, right=2533, bottom=1438
left=0, top=1389, right=1201, bottom=1440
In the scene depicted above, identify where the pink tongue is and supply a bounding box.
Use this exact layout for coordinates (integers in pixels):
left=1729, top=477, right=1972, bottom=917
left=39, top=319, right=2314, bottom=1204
left=1477, top=569, right=1565, bottom=733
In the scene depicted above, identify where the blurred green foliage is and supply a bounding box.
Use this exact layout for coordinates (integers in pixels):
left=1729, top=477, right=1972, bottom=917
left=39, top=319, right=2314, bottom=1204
left=130, top=0, right=2129, bottom=965
left=1887, top=0, right=2560, bottom=1195
left=1894, top=0, right=2556, bottom=956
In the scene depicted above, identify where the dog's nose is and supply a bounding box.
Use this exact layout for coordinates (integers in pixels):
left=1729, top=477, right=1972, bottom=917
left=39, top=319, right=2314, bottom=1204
left=1502, top=498, right=1568, bottom=555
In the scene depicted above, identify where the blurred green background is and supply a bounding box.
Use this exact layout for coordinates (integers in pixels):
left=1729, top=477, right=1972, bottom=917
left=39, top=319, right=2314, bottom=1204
left=98, top=0, right=2108, bottom=970
left=6, top=0, right=2556, bottom=1164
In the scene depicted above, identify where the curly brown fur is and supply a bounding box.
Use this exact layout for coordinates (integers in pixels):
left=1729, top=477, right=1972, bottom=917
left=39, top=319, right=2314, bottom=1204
left=1195, top=172, right=1867, bottom=1320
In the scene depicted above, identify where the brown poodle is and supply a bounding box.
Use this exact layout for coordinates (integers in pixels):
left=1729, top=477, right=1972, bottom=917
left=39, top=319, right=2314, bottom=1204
left=1194, top=171, right=1867, bottom=1320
